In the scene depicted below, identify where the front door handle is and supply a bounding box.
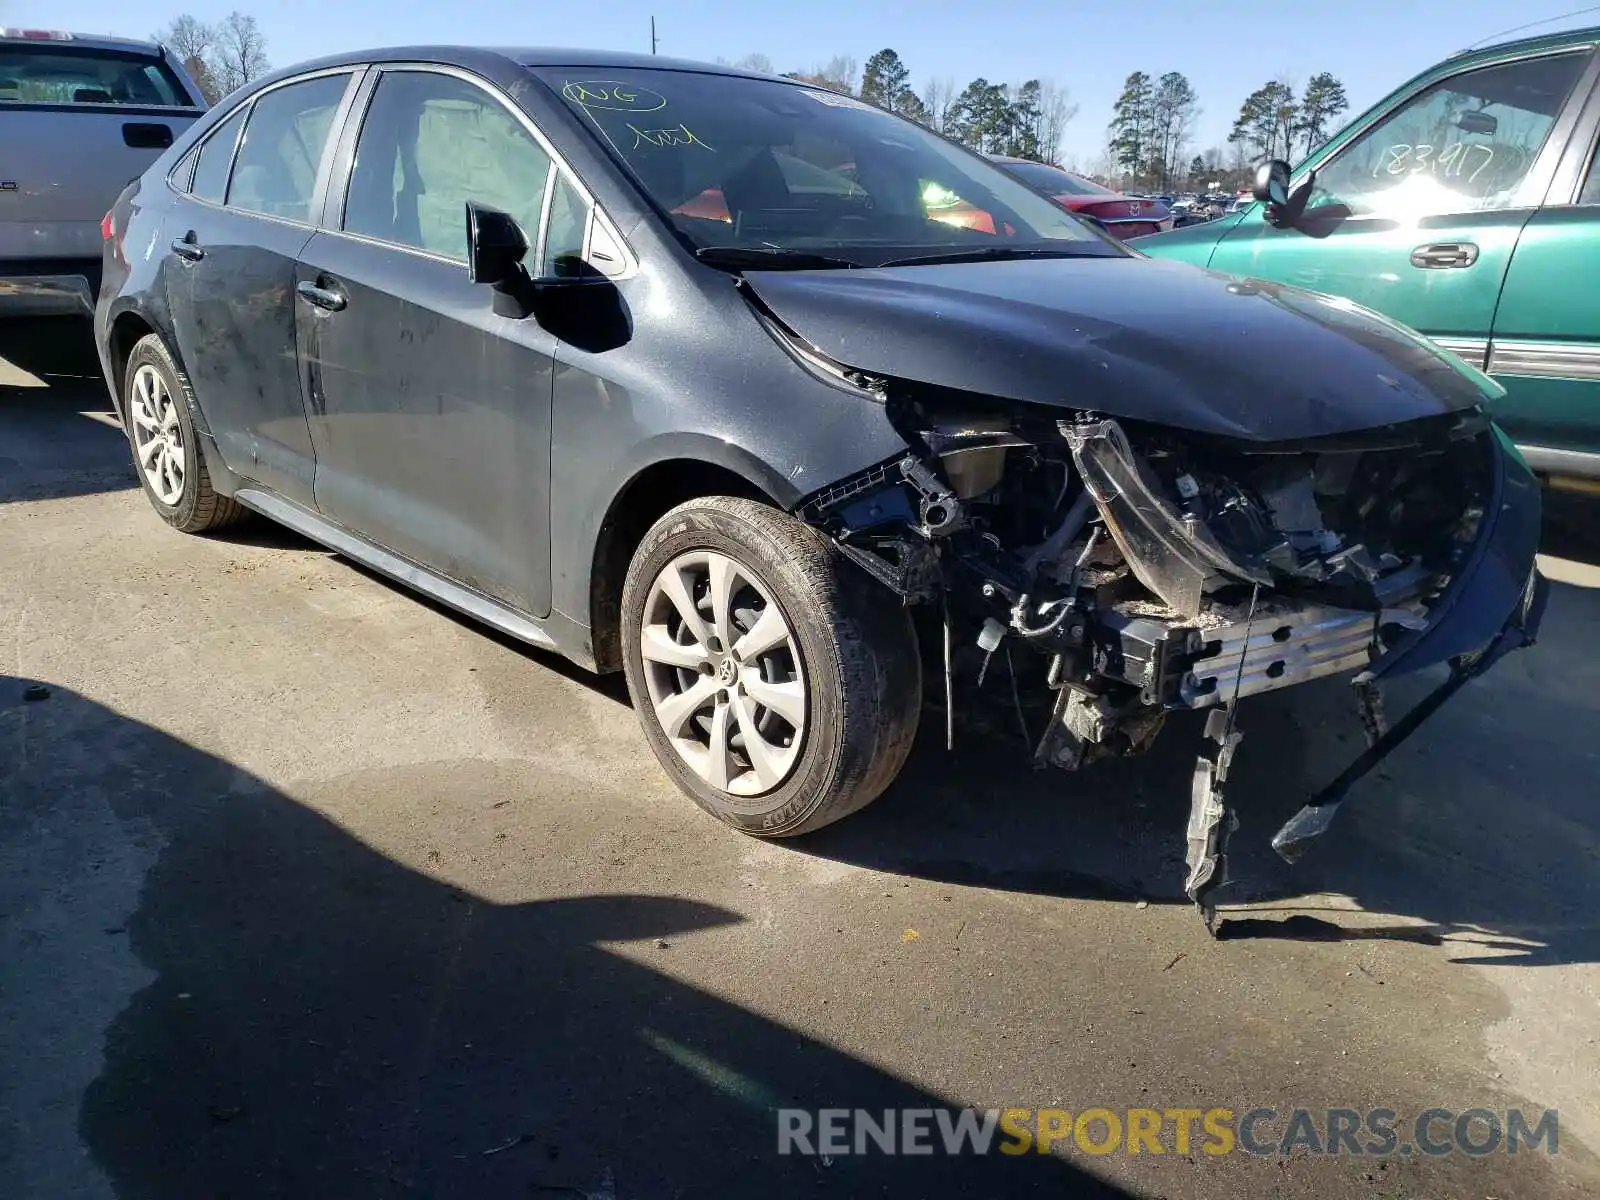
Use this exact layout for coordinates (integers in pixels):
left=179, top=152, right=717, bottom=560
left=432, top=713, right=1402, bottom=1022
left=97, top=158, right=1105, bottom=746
left=170, top=235, right=204, bottom=262
left=1410, top=242, right=1479, bottom=269
left=296, top=280, right=347, bottom=312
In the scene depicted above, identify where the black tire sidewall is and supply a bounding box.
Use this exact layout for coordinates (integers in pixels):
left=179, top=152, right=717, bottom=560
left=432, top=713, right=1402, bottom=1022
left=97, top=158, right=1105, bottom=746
left=124, top=336, right=205, bottom=530
left=621, top=498, right=903, bottom=837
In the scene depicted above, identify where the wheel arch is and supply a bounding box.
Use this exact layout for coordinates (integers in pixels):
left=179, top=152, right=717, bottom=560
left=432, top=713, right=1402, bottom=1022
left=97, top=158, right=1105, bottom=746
left=584, top=442, right=798, bottom=673
left=105, top=309, right=159, bottom=422
left=104, top=306, right=214, bottom=437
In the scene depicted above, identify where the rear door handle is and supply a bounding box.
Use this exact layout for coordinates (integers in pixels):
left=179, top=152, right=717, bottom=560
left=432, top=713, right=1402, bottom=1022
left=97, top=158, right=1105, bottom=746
left=170, top=236, right=204, bottom=262
left=1410, top=242, right=1479, bottom=269
left=123, top=121, right=173, bottom=149
left=296, top=280, right=347, bottom=312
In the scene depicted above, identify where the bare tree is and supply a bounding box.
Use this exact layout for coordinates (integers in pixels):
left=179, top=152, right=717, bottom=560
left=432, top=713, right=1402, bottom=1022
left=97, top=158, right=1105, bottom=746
left=210, top=11, right=270, bottom=97
left=733, top=53, right=773, bottom=74
left=1036, top=79, right=1078, bottom=165
left=152, top=14, right=219, bottom=102
left=818, top=55, right=857, bottom=94
left=920, top=75, right=957, bottom=133
left=785, top=56, right=857, bottom=95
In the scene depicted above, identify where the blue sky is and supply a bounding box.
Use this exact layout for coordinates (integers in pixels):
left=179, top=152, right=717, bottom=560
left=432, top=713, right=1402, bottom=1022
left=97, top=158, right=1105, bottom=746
left=16, top=0, right=1600, bottom=167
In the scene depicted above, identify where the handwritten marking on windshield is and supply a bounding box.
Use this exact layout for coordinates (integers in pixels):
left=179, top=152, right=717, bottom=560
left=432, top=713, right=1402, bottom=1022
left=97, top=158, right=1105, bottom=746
left=628, top=122, right=715, bottom=151
left=1375, top=142, right=1495, bottom=184
left=562, top=81, right=668, bottom=112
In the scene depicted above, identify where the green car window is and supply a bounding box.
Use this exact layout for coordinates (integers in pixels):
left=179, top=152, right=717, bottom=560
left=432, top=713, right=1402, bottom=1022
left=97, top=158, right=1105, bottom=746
left=1308, top=51, right=1589, bottom=218
left=1582, top=142, right=1600, bottom=206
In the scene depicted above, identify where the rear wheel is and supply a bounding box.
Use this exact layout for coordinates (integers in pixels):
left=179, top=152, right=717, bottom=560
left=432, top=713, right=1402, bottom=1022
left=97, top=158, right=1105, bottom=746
left=124, top=334, right=243, bottom=533
left=621, top=496, right=921, bottom=836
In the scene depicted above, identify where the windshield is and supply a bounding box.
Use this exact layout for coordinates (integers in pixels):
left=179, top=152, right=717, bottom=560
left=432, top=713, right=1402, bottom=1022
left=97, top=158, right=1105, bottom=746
left=535, top=67, right=1112, bottom=265
left=1001, top=161, right=1115, bottom=196
left=0, top=44, right=196, bottom=107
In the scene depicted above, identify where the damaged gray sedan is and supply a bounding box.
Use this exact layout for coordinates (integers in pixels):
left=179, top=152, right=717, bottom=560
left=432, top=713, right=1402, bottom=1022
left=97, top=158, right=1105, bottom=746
left=96, top=49, right=1546, bottom=924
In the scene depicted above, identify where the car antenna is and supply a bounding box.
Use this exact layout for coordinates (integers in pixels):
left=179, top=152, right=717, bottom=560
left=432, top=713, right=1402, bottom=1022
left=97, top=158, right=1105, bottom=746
left=1459, top=3, right=1600, bottom=52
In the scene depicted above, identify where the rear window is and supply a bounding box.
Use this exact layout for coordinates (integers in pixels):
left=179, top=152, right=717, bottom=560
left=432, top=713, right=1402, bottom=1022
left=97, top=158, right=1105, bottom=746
left=0, top=44, right=195, bottom=107
left=1003, top=161, right=1116, bottom=195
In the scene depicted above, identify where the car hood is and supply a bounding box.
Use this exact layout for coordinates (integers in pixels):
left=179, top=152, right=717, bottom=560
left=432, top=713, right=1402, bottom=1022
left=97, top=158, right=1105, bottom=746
left=743, top=255, right=1495, bottom=442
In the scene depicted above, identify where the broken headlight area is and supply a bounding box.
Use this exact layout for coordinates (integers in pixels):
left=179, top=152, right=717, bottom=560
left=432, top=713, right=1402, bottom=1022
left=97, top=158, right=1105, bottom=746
left=800, top=401, right=1531, bottom=929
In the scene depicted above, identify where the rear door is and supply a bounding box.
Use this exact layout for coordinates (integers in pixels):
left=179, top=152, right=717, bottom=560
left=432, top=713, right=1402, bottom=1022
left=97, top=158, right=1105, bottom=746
left=294, top=66, right=565, bottom=616
left=1206, top=48, right=1598, bottom=359
left=164, top=69, right=359, bottom=510
left=0, top=37, right=202, bottom=267
left=1487, top=66, right=1600, bottom=463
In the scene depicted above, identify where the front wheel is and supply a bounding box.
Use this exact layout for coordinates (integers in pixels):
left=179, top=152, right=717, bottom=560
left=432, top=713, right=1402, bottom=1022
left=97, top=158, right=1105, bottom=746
left=621, top=496, right=921, bottom=837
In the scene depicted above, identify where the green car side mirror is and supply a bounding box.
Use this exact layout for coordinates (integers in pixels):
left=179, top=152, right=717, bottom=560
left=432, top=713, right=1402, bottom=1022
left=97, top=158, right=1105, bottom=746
left=1253, top=160, right=1318, bottom=229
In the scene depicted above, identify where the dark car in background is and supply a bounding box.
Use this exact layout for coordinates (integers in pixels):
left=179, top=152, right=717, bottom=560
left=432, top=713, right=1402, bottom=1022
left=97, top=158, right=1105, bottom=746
left=1, top=28, right=205, bottom=317
left=95, top=47, right=1545, bottom=919
left=992, top=156, right=1174, bottom=237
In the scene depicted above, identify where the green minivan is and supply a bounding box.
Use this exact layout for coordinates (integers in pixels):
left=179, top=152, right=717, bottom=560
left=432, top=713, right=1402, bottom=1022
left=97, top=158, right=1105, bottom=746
left=1138, top=27, right=1600, bottom=489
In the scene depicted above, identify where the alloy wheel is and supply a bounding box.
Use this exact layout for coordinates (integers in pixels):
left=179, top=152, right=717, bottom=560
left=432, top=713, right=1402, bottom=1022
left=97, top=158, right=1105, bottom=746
left=639, top=550, right=808, bottom=799
left=128, top=363, right=186, bottom=506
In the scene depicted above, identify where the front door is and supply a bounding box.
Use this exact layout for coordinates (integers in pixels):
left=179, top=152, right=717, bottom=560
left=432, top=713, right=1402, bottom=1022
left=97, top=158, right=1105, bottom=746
left=296, top=67, right=561, bottom=617
left=1488, top=78, right=1600, bottom=460
left=164, top=71, right=354, bottom=509
left=1207, top=49, right=1595, bottom=357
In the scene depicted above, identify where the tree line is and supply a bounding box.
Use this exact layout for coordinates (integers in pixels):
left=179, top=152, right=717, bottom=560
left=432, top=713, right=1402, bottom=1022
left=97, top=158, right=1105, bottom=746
left=721, top=49, right=1080, bottom=165
left=147, top=15, right=1352, bottom=194
left=1229, top=73, right=1351, bottom=164
left=1106, top=69, right=1349, bottom=193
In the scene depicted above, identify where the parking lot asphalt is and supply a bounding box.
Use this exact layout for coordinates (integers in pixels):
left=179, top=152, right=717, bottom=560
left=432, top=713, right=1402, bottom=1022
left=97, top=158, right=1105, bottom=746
left=3, top=318, right=1598, bottom=1199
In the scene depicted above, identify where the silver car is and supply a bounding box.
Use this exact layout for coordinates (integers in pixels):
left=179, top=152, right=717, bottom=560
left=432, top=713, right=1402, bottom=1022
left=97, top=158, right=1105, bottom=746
left=0, top=28, right=205, bottom=317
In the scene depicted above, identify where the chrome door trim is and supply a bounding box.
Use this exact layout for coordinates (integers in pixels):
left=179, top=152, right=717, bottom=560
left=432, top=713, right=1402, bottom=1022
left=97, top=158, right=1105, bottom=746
left=1429, top=335, right=1490, bottom=367
left=1517, top=444, right=1600, bottom=478
left=1488, top=339, right=1600, bottom=380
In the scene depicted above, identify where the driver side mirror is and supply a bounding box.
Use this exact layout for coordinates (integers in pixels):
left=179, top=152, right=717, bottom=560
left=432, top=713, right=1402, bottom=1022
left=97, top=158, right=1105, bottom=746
left=1252, top=159, right=1317, bottom=230
left=466, top=200, right=534, bottom=318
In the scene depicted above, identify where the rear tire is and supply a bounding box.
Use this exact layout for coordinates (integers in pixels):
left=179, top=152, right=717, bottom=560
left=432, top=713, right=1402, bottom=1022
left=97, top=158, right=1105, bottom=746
left=621, top=495, right=921, bottom=837
left=123, top=333, right=244, bottom=534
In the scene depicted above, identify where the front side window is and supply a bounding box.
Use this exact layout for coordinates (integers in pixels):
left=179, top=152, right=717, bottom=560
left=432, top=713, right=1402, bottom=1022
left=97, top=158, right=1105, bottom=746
left=226, top=73, right=350, bottom=222
left=534, top=68, right=1106, bottom=265
left=544, top=172, right=590, bottom=276
left=1581, top=137, right=1600, bottom=205
left=1309, top=52, right=1589, bottom=218
left=344, top=71, right=553, bottom=262
left=188, top=107, right=246, bottom=203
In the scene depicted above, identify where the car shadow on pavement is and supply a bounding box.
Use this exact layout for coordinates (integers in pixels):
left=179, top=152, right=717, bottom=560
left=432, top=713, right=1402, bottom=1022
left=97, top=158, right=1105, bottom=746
left=0, top=676, right=1127, bottom=1199
left=799, top=493, right=1600, bottom=967
left=0, top=317, right=137, bottom=504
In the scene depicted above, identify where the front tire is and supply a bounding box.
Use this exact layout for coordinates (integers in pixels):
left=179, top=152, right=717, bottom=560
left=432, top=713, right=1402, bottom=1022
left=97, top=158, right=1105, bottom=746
left=621, top=496, right=921, bottom=837
left=123, top=333, right=244, bottom=533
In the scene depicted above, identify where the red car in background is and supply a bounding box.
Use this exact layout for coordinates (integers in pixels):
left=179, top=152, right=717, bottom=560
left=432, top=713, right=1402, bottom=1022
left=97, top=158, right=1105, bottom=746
left=991, top=157, right=1174, bottom=238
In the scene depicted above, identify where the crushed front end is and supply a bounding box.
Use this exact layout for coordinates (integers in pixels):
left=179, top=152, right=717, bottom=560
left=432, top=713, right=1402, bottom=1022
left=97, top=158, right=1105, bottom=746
left=800, top=394, right=1547, bottom=928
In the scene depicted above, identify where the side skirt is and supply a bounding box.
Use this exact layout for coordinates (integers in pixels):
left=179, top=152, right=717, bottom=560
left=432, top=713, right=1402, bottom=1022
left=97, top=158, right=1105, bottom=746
left=232, top=487, right=559, bottom=652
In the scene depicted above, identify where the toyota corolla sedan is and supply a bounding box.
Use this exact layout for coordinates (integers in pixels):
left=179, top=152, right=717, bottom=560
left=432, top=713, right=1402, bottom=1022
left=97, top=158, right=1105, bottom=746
left=96, top=48, right=1546, bottom=925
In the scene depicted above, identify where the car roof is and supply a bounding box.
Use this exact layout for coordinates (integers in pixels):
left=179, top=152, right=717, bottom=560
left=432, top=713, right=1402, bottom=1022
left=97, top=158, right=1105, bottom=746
left=0, top=30, right=166, bottom=55
left=255, top=44, right=786, bottom=81
left=1450, top=22, right=1600, bottom=62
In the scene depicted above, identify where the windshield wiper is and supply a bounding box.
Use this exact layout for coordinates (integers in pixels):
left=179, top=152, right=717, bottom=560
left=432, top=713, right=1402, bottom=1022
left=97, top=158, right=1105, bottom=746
left=695, top=246, right=859, bottom=271
left=878, top=247, right=1094, bottom=267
